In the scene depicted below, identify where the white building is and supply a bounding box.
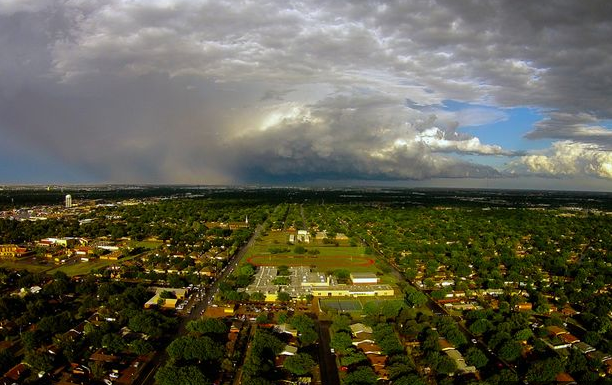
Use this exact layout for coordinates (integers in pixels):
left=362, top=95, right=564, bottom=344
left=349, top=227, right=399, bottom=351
left=350, top=272, right=379, bottom=285
left=65, top=194, right=72, bottom=208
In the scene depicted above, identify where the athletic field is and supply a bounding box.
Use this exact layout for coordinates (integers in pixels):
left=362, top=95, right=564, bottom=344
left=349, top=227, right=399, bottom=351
left=246, top=254, right=375, bottom=268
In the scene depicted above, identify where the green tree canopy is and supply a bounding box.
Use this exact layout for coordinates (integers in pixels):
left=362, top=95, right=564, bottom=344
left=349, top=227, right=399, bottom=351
left=283, top=353, right=316, bottom=376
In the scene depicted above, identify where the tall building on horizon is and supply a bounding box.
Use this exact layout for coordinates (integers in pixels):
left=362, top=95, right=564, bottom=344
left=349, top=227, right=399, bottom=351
left=65, top=194, right=72, bottom=208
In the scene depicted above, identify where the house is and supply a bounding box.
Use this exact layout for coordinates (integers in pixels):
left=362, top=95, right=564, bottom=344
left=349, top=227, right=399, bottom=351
left=3, top=363, right=28, bottom=382
left=357, top=342, right=382, bottom=355
left=439, top=339, right=455, bottom=351
left=275, top=324, right=299, bottom=337
left=555, top=372, right=577, bottom=384
left=352, top=334, right=375, bottom=346
left=586, top=350, right=612, bottom=363
left=559, top=333, right=580, bottom=345
left=90, top=349, right=120, bottom=363
left=367, top=354, right=387, bottom=367
left=574, top=342, right=595, bottom=354
left=546, top=326, right=568, bottom=337
left=280, top=345, right=298, bottom=356
left=350, top=323, right=373, bottom=336
left=515, top=303, right=533, bottom=311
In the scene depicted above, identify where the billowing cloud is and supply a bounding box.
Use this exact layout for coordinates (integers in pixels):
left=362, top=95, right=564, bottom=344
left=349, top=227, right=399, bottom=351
left=230, top=92, right=504, bottom=182
left=511, top=141, right=612, bottom=180
left=0, top=0, right=611, bottom=185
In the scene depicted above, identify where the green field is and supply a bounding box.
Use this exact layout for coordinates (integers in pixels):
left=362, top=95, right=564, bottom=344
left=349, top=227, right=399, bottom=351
left=319, top=298, right=405, bottom=314
left=245, top=231, right=377, bottom=272
left=129, top=239, right=164, bottom=249
left=46, top=260, right=118, bottom=276
left=0, top=260, right=52, bottom=273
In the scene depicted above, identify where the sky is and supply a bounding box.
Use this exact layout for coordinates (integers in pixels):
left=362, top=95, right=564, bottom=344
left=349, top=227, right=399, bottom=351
left=1, top=0, right=612, bottom=190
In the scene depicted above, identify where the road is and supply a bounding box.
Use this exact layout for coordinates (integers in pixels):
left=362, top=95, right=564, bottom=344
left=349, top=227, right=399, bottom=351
left=317, top=321, right=341, bottom=385
left=138, top=222, right=265, bottom=385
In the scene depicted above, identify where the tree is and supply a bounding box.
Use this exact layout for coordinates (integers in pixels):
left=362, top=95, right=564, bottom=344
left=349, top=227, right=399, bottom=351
left=343, top=366, right=378, bottom=385
left=497, top=340, right=522, bottom=362
left=155, top=363, right=209, bottom=385
left=159, top=290, right=175, bottom=299
left=436, top=355, right=457, bottom=375
left=284, top=353, right=316, bottom=376
left=340, top=349, right=367, bottom=366
left=102, top=333, right=127, bottom=354
left=24, top=351, right=53, bottom=373
left=250, top=291, right=265, bottom=301
left=393, top=374, right=427, bottom=385
left=167, top=335, right=223, bottom=362
left=405, top=290, right=428, bottom=307
left=21, top=330, right=42, bottom=351
left=330, top=332, right=353, bottom=353
left=465, top=347, right=488, bottom=368
left=277, top=291, right=291, bottom=302
left=90, top=361, right=106, bottom=380
left=129, top=339, right=154, bottom=355
left=468, top=318, right=491, bottom=335
left=513, top=328, right=533, bottom=341
left=186, top=318, right=228, bottom=335
left=525, top=357, right=565, bottom=383
left=333, top=269, right=351, bottom=283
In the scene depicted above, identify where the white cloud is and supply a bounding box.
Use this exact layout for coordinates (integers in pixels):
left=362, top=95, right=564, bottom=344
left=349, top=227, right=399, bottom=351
left=511, top=141, right=612, bottom=180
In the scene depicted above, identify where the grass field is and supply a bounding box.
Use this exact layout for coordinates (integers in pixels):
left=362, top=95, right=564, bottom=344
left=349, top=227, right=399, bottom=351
left=0, top=260, right=52, bottom=273
left=129, top=239, right=164, bottom=249
left=245, top=231, right=377, bottom=271
left=319, top=298, right=405, bottom=314
left=47, top=260, right=117, bottom=276
left=247, top=254, right=375, bottom=269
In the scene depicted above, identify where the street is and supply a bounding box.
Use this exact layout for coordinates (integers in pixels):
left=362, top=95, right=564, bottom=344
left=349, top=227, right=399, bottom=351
left=138, top=222, right=265, bottom=385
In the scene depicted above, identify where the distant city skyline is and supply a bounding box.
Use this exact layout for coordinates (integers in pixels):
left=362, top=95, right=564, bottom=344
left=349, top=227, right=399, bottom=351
left=1, top=1, right=612, bottom=190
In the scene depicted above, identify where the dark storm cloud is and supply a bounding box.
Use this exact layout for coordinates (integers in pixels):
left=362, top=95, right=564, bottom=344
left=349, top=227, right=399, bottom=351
left=1, top=0, right=611, bottom=183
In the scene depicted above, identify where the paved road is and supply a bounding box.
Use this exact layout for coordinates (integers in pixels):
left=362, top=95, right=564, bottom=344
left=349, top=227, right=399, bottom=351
left=317, top=320, right=341, bottom=385
left=139, top=222, right=265, bottom=385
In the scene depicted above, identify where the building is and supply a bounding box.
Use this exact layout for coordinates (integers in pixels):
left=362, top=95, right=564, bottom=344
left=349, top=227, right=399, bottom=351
left=311, top=284, right=394, bottom=297
left=297, top=230, right=310, bottom=243
left=144, top=287, right=188, bottom=309
left=350, top=323, right=373, bottom=335
left=350, top=272, right=380, bottom=285
left=0, top=245, right=31, bottom=259
left=65, top=194, right=72, bottom=208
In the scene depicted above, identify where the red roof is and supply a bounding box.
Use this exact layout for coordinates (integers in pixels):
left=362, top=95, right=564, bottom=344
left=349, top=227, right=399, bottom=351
left=5, top=363, right=27, bottom=380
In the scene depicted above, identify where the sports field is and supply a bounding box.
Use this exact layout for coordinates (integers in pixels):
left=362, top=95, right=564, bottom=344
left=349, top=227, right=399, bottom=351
left=320, top=298, right=364, bottom=312
left=319, top=298, right=405, bottom=313
left=247, top=254, right=375, bottom=268
left=243, top=231, right=378, bottom=271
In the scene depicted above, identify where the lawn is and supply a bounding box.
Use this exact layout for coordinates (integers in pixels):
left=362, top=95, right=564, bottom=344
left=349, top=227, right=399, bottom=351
left=0, top=260, right=52, bottom=273
left=244, top=232, right=378, bottom=272
left=47, top=260, right=117, bottom=276
left=129, top=239, right=164, bottom=249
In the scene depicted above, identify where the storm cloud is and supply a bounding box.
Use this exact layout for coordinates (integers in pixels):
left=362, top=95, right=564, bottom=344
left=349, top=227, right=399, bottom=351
left=1, top=0, right=611, bottom=185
